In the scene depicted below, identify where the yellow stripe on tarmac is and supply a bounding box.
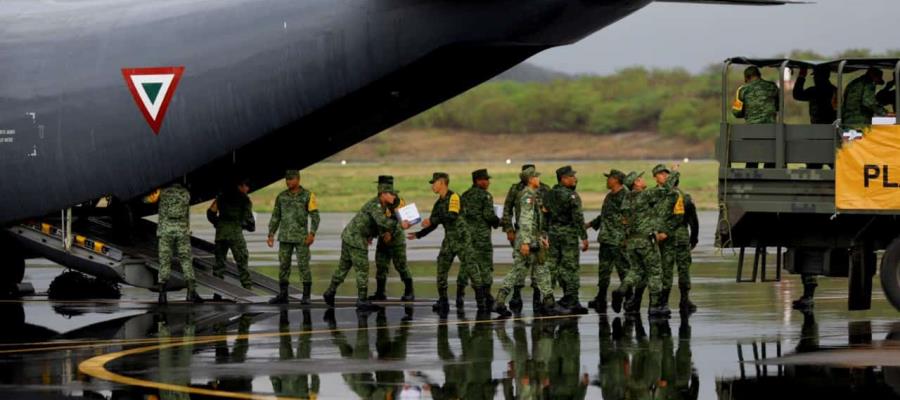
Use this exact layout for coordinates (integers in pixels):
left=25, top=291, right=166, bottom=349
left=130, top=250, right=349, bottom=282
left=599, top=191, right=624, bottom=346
left=79, top=313, right=584, bottom=399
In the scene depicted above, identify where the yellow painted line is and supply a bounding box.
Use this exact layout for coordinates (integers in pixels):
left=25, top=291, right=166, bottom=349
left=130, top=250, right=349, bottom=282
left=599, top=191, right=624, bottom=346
left=79, top=312, right=588, bottom=399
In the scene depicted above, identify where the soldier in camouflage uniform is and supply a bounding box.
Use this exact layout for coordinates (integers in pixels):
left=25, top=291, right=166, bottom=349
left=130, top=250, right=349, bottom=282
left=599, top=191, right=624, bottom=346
left=612, top=169, right=679, bottom=318
left=500, top=164, right=551, bottom=312
left=732, top=66, right=779, bottom=168
left=586, top=169, right=629, bottom=312
left=544, top=165, right=590, bottom=314
left=493, top=167, right=568, bottom=317
left=323, top=181, right=409, bottom=311
left=371, top=175, right=415, bottom=302
left=157, top=182, right=202, bottom=304
left=654, top=164, right=701, bottom=315
left=267, top=170, right=320, bottom=304
left=207, top=177, right=255, bottom=294
left=408, top=172, right=489, bottom=313
left=843, top=67, right=886, bottom=126
left=461, top=169, right=500, bottom=306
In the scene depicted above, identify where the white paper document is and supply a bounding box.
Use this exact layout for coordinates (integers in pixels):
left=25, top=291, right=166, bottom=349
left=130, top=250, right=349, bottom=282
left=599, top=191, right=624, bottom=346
left=493, top=204, right=504, bottom=219
left=872, top=117, right=897, bottom=125
left=396, top=203, right=422, bottom=225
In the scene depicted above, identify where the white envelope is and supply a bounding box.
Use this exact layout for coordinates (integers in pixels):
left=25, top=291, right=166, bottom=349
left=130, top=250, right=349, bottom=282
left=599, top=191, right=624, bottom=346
left=396, top=203, right=422, bottom=226
left=493, top=204, right=504, bottom=219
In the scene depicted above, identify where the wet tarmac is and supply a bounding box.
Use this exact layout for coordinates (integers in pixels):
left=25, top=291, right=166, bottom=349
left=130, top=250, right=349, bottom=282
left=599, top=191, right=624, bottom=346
left=4, top=212, right=900, bottom=399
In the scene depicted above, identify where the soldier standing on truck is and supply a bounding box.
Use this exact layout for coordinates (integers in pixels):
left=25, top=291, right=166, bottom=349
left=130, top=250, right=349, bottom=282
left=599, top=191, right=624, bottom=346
left=732, top=66, right=779, bottom=168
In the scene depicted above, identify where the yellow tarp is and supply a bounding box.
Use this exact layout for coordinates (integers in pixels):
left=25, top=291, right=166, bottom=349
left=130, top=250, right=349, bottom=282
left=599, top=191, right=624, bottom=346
left=836, top=125, right=900, bottom=211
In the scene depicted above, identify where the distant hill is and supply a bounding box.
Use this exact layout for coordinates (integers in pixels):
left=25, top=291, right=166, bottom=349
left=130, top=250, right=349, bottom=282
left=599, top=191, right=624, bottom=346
left=492, top=62, right=570, bottom=82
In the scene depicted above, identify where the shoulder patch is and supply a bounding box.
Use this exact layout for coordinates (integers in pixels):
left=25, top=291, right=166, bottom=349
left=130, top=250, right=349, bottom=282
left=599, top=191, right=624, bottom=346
left=449, top=193, right=461, bottom=213
left=308, top=192, right=318, bottom=212
left=673, top=193, right=685, bottom=215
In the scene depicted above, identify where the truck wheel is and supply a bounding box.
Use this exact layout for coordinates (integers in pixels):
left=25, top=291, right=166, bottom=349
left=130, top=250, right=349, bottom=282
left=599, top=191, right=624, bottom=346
left=880, top=237, right=900, bottom=311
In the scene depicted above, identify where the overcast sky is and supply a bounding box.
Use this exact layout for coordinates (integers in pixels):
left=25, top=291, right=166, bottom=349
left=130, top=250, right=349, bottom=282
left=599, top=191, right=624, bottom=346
left=528, top=0, right=899, bottom=75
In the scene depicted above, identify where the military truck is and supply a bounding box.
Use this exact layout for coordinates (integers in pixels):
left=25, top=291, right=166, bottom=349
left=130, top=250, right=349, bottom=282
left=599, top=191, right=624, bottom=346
left=717, top=57, right=900, bottom=311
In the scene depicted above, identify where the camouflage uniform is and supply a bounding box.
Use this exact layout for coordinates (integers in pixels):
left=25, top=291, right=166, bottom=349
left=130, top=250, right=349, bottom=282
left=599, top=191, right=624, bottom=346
left=501, top=170, right=551, bottom=295
left=732, top=77, right=779, bottom=123
left=328, top=196, right=397, bottom=300
left=843, top=74, right=886, bottom=126
left=617, top=171, right=679, bottom=308
left=461, top=179, right=500, bottom=288
left=543, top=167, right=588, bottom=303
left=375, top=197, right=411, bottom=282
left=587, top=180, right=629, bottom=305
left=157, top=184, right=194, bottom=287
left=207, top=189, right=255, bottom=289
left=496, top=184, right=554, bottom=306
left=268, top=186, right=320, bottom=286
left=414, top=180, right=486, bottom=299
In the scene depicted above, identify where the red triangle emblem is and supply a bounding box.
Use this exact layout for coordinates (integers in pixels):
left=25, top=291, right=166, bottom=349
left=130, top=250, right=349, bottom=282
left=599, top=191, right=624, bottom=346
left=121, top=66, right=185, bottom=134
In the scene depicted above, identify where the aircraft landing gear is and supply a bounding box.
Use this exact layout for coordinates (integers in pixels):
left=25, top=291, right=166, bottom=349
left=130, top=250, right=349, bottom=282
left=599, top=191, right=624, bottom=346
left=0, top=236, right=26, bottom=298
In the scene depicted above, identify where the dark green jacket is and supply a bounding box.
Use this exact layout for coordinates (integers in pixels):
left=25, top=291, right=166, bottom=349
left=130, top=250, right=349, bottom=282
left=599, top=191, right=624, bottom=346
left=588, top=187, right=628, bottom=246
left=544, top=184, right=587, bottom=240
left=341, top=197, right=397, bottom=250
left=207, top=190, right=254, bottom=242
left=268, top=187, right=320, bottom=243
left=462, top=185, right=499, bottom=242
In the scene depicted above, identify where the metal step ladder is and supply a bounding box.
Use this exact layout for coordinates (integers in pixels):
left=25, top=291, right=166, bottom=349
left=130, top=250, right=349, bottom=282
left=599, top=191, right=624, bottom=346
left=8, top=216, right=299, bottom=303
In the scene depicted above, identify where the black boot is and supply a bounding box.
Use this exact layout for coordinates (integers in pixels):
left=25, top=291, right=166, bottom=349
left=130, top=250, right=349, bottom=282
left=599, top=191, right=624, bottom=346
left=187, top=282, right=204, bottom=304
left=658, top=288, right=672, bottom=317
left=492, top=301, right=512, bottom=318
left=369, top=278, right=387, bottom=301
left=401, top=278, right=415, bottom=301
left=611, top=288, right=625, bottom=313
left=648, top=293, right=671, bottom=319
left=157, top=281, right=167, bottom=305
left=792, top=283, right=816, bottom=310
left=588, top=286, right=607, bottom=312
left=532, top=285, right=542, bottom=310
left=484, top=286, right=495, bottom=310
left=301, top=282, right=312, bottom=305
left=356, top=288, right=383, bottom=311
left=455, top=285, right=466, bottom=309
left=433, top=287, right=449, bottom=312
left=679, top=285, right=697, bottom=314
left=624, top=286, right=645, bottom=315
left=323, top=284, right=337, bottom=307
left=540, top=297, right=572, bottom=317
left=509, top=286, right=524, bottom=313
left=475, top=286, right=490, bottom=312
left=269, top=283, right=289, bottom=304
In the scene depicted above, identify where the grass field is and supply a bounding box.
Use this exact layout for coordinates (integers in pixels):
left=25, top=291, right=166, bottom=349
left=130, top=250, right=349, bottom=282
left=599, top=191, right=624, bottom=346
left=247, top=159, right=719, bottom=213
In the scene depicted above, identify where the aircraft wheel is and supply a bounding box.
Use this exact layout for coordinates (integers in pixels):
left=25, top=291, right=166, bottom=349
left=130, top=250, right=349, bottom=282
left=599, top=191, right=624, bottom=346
left=0, top=238, right=25, bottom=296
left=880, top=237, right=900, bottom=311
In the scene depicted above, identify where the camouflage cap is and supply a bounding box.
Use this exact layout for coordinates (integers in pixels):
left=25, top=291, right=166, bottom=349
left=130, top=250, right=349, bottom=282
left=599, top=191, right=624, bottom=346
left=624, top=171, right=644, bottom=189
left=471, top=168, right=491, bottom=181
left=429, top=172, right=449, bottom=184
left=378, top=183, right=398, bottom=194
left=520, top=166, right=541, bottom=181
left=652, top=164, right=670, bottom=176
left=285, top=170, right=300, bottom=179
left=376, top=175, right=394, bottom=185
left=521, top=164, right=536, bottom=171
left=556, top=165, right=576, bottom=179
left=604, top=169, right=626, bottom=182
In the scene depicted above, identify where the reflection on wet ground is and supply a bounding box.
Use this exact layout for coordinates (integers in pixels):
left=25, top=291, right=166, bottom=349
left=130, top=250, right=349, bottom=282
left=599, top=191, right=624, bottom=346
left=2, top=211, right=899, bottom=399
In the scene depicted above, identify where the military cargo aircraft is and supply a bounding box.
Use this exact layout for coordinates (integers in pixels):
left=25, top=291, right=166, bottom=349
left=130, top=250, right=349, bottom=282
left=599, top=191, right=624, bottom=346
left=0, top=0, right=796, bottom=298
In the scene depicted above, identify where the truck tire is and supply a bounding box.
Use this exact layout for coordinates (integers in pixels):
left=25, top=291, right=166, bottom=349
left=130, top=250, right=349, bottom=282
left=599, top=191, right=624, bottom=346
left=880, top=237, right=900, bottom=311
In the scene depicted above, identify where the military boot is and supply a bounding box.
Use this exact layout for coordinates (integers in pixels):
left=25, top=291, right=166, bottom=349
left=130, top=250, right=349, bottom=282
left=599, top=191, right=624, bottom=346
left=679, top=285, right=697, bottom=314
left=157, top=281, right=168, bottom=305
left=540, top=296, right=572, bottom=317
left=268, top=283, right=289, bottom=304
left=356, top=288, right=383, bottom=311
left=492, top=288, right=512, bottom=317
left=323, top=284, right=337, bottom=307
left=624, top=287, right=645, bottom=315
left=187, top=282, right=204, bottom=304
left=658, top=288, right=672, bottom=317
left=474, top=286, right=489, bottom=312
left=300, top=282, right=312, bottom=305
left=588, top=286, right=607, bottom=312
left=484, top=286, right=495, bottom=310
left=509, top=286, right=524, bottom=313
left=792, top=283, right=816, bottom=310
left=369, top=278, right=387, bottom=301
left=400, top=278, right=415, bottom=301
left=611, top=289, right=625, bottom=313
left=532, top=285, right=542, bottom=311
left=455, top=285, right=466, bottom=309
left=432, top=287, right=449, bottom=312
left=647, top=293, right=671, bottom=319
